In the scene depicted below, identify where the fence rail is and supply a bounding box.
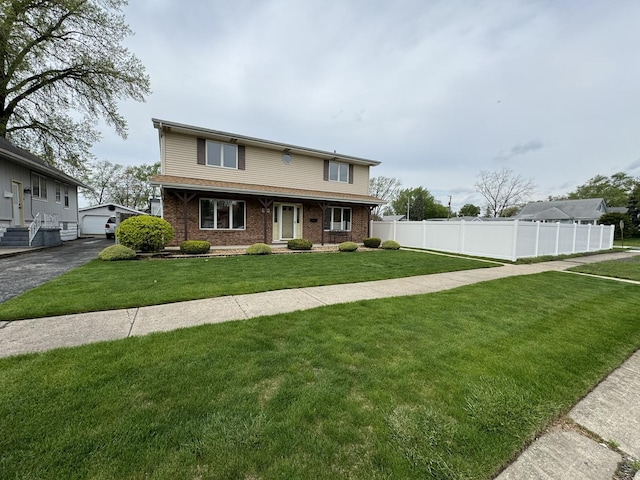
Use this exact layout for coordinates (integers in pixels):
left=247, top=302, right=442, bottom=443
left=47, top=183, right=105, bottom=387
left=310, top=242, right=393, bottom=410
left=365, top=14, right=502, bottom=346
left=370, top=220, right=615, bottom=261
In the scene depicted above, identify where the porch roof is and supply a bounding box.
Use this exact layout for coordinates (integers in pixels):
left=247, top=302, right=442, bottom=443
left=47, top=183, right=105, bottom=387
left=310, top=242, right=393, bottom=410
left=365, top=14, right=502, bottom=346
left=151, top=174, right=385, bottom=206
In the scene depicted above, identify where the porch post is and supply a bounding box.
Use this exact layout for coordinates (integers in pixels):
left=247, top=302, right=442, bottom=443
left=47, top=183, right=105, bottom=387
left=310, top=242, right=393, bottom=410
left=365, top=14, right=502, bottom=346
left=172, top=191, right=197, bottom=241
left=318, top=201, right=328, bottom=245
left=258, top=197, right=273, bottom=244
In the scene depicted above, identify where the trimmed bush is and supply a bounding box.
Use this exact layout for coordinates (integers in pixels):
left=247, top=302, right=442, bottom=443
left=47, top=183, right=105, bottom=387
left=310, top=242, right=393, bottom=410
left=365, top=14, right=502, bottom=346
left=180, top=240, right=211, bottom=255
left=116, top=216, right=174, bottom=253
left=381, top=240, right=401, bottom=250
left=246, top=243, right=272, bottom=255
left=338, top=241, right=358, bottom=252
left=363, top=237, right=381, bottom=248
left=287, top=238, right=313, bottom=250
left=98, top=244, right=137, bottom=261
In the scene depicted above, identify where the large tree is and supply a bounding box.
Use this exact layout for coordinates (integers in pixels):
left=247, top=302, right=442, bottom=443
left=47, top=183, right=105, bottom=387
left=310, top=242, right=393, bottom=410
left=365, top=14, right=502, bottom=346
left=369, top=176, right=401, bottom=220
left=458, top=203, right=481, bottom=217
left=390, top=187, right=448, bottom=220
left=567, top=172, right=638, bottom=207
left=475, top=168, right=535, bottom=218
left=0, top=0, right=150, bottom=171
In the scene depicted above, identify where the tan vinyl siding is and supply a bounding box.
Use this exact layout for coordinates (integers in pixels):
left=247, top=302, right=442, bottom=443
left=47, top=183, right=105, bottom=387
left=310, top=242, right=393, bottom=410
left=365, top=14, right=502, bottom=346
left=162, top=132, right=371, bottom=196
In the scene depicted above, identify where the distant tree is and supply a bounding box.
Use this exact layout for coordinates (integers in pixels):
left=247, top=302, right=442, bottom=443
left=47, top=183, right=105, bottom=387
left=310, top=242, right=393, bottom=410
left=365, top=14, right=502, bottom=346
left=110, top=163, right=161, bottom=211
left=500, top=205, right=522, bottom=217
left=390, top=187, right=448, bottom=220
left=458, top=203, right=481, bottom=217
left=0, top=0, right=150, bottom=171
left=475, top=168, right=535, bottom=217
left=369, top=176, right=402, bottom=220
left=81, top=160, right=159, bottom=210
left=568, top=172, right=637, bottom=207
left=80, top=160, right=123, bottom=205
left=627, top=183, right=640, bottom=233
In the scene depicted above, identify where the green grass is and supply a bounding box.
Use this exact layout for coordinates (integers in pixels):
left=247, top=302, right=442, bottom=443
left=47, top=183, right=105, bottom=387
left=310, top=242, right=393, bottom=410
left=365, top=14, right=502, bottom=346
left=568, top=255, right=640, bottom=281
left=614, top=237, right=640, bottom=247
left=1, top=272, right=640, bottom=479
left=0, top=250, right=491, bottom=320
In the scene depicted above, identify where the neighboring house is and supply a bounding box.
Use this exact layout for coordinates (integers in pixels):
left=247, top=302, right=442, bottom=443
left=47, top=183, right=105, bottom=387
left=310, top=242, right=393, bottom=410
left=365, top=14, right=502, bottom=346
left=0, top=137, right=84, bottom=246
left=78, top=203, right=147, bottom=236
left=516, top=198, right=612, bottom=225
left=150, top=119, right=384, bottom=246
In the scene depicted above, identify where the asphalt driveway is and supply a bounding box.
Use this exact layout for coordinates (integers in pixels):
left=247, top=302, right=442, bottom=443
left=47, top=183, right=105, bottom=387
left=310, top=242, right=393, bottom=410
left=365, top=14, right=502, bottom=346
left=0, top=237, right=113, bottom=303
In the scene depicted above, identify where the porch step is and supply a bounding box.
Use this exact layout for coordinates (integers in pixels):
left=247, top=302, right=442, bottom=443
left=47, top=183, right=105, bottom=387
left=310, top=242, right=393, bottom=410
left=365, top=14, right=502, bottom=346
left=0, top=227, right=29, bottom=247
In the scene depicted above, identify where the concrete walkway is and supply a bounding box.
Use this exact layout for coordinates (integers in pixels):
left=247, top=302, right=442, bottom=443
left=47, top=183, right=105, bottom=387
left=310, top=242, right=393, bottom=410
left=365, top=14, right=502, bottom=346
left=1, top=249, right=639, bottom=479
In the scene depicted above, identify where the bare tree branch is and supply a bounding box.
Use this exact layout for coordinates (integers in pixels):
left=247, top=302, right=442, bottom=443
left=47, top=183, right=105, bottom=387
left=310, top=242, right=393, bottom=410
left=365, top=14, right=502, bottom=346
left=475, top=168, right=535, bottom=217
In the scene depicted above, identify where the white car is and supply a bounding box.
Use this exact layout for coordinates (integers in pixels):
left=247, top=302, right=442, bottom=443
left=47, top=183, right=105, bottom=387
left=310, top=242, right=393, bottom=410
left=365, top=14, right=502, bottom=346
left=105, top=216, right=116, bottom=239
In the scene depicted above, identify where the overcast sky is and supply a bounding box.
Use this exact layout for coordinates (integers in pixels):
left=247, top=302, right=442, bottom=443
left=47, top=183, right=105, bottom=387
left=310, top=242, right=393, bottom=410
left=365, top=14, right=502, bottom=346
left=91, top=0, right=640, bottom=212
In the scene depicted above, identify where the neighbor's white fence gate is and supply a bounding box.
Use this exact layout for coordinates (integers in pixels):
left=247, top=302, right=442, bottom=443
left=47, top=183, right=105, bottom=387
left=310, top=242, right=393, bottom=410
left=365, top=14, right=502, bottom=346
left=370, top=220, right=615, bottom=261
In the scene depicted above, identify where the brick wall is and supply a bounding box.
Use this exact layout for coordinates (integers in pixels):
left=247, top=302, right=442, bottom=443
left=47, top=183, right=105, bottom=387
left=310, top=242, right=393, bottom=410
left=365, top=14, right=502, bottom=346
left=163, top=190, right=371, bottom=246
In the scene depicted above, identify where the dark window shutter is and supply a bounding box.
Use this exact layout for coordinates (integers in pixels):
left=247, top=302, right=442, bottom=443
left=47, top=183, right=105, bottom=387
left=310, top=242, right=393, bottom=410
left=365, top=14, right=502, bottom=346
left=197, top=138, right=205, bottom=165
left=238, top=145, right=245, bottom=170
left=324, top=160, right=329, bottom=181
left=348, top=164, right=354, bottom=184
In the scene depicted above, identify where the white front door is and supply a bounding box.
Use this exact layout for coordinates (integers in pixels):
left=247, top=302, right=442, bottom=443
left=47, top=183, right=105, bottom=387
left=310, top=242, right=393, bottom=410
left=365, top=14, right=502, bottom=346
left=274, top=204, right=301, bottom=241
left=11, top=181, right=23, bottom=226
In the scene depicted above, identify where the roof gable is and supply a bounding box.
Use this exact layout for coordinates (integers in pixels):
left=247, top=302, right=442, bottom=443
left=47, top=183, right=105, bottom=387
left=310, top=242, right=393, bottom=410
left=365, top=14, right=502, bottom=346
left=517, top=198, right=607, bottom=220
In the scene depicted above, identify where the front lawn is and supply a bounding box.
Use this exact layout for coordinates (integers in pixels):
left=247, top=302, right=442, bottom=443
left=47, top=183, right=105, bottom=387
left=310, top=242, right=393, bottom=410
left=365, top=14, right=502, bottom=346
left=1, top=272, right=639, bottom=479
left=0, top=250, right=492, bottom=320
left=568, top=255, right=640, bottom=281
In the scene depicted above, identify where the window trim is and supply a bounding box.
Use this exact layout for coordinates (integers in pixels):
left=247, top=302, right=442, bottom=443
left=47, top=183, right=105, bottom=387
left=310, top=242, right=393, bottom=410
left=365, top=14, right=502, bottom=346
left=199, top=198, right=246, bottom=230
left=32, top=173, right=48, bottom=201
left=324, top=206, right=352, bottom=231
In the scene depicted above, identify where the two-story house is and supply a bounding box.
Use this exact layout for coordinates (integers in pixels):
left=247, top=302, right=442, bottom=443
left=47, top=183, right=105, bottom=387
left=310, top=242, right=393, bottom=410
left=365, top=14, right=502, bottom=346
left=150, top=119, right=384, bottom=246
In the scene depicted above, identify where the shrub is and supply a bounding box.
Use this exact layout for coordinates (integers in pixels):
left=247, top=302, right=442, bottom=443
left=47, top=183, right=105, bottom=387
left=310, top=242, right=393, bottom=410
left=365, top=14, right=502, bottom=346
left=246, top=243, right=272, bottom=255
left=116, top=216, right=174, bottom=253
left=338, top=241, right=358, bottom=252
left=363, top=237, right=381, bottom=248
left=179, top=240, right=211, bottom=255
left=381, top=240, right=401, bottom=250
left=98, top=244, right=137, bottom=261
left=287, top=238, right=313, bottom=250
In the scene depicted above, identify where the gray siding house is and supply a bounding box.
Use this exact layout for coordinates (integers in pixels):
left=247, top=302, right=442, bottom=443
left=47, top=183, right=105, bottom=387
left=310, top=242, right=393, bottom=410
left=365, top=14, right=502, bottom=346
left=516, top=198, right=610, bottom=225
left=0, top=137, right=84, bottom=246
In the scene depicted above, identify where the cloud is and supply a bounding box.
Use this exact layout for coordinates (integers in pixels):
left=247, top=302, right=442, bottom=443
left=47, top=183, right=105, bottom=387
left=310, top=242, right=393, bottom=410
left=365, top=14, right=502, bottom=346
left=494, top=139, right=544, bottom=162
left=625, top=158, right=640, bottom=172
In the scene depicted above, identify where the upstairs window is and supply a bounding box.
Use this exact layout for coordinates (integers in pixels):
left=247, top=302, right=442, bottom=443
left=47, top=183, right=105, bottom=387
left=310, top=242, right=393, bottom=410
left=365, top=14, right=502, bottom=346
left=329, top=161, right=349, bottom=182
left=63, top=185, right=70, bottom=208
left=207, top=140, right=237, bottom=168
left=55, top=182, right=61, bottom=203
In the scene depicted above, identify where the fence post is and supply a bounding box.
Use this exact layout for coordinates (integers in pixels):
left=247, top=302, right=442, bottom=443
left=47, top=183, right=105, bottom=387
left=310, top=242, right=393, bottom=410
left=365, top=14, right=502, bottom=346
left=572, top=223, right=578, bottom=253
left=510, top=220, right=519, bottom=261
left=599, top=224, right=604, bottom=249
left=535, top=221, right=541, bottom=257
left=586, top=224, right=592, bottom=252
left=459, top=220, right=466, bottom=254
left=422, top=220, right=427, bottom=249
left=555, top=222, right=561, bottom=256
left=392, top=220, right=397, bottom=242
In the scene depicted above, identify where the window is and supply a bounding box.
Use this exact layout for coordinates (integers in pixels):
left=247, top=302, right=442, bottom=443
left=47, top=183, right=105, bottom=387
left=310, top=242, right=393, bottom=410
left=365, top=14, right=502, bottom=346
left=207, top=140, right=237, bottom=168
left=55, top=182, right=61, bottom=203
left=324, top=207, right=352, bottom=231
left=200, top=199, right=245, bottom=230
left=63, top=185, right=70, bottom=208
left=32, top=173, right=47, bottom=200
left=329, top=161, right=349, bottom=182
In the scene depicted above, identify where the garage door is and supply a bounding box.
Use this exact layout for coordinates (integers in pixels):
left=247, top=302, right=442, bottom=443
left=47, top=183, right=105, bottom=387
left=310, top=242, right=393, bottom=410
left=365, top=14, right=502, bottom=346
left=81, top=214, right=110, bottom=235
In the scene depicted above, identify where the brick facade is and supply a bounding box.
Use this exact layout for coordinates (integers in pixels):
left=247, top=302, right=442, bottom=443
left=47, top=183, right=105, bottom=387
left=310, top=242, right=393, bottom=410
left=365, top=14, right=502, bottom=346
left=163, top=190, right=371, bottom=246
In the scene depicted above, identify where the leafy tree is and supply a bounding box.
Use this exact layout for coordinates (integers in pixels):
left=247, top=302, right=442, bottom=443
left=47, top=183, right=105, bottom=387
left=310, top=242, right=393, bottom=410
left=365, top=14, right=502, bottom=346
left=80, top=160, right=123, bottom=205
left=598, top=212, right=633, bottom=240
left=0, top=0, right=150, bottom=171
left=568, top=172, right=638, bottom=207
left=475, top=168, right=535, bottom=218
left=390, top=187, right=448, bottom=220
left=369, top=176, right=401, bottom=220
left=81, top=160, right=159, bottom=210
left=458, top=203, right=481, bottom=217
left=627, top=183, right=640, bottom=232
left=500, top=205, right=521, bottom=217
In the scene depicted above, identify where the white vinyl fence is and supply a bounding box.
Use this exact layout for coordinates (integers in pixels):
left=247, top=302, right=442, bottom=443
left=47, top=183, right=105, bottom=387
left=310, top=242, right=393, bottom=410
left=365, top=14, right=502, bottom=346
left=371, top=220, right=615, bottom=261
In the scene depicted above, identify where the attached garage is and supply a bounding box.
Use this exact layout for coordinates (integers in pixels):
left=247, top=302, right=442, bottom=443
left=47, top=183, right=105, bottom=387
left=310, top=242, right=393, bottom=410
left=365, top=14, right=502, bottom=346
left=79, top=203, right=147, bottom=236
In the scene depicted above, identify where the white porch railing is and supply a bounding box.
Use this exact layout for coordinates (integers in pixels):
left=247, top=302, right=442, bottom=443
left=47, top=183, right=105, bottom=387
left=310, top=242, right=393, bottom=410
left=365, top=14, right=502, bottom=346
left=28, top=213, right=59, bottom=246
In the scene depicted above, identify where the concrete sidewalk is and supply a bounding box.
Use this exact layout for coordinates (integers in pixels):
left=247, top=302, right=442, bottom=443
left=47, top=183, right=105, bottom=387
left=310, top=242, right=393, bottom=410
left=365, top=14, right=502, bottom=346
left=1, top=249, right=639, bottom=479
